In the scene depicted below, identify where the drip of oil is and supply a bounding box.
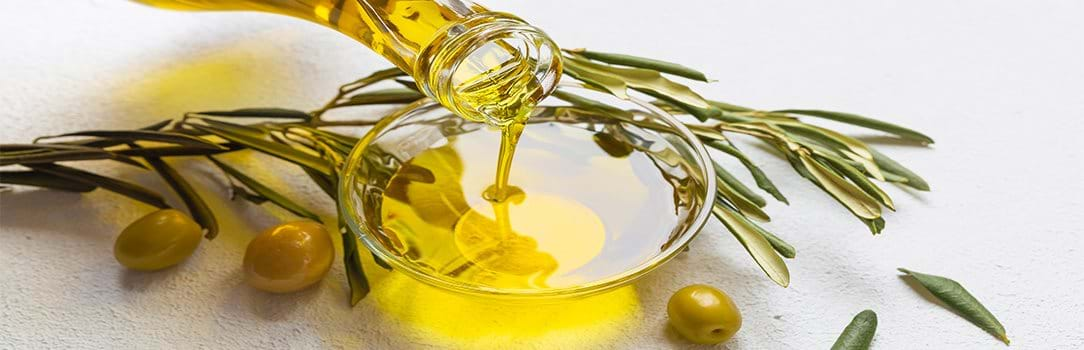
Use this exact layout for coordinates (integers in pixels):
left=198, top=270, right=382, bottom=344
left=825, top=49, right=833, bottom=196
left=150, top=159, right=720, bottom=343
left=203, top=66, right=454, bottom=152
left=379, top=121, right=683, bottom=290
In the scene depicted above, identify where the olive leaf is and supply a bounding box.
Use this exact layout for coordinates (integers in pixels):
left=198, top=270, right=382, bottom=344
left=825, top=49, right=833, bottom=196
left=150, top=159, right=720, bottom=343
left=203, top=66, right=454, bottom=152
left=707, top=141, right=788, bottom=204
left=775, top=109, right=934, bottom=144
left=393, top=78, right=419, bottom=91
left=338, top=89, right=424, bottom=108
left=1, top=144, right=146, bottom=168
left=339, top=219, right=370, bottom=306
left=712, top=203, right=789, bottom=287
left=208, top=156, right=322, bottom=223
left=714, top=162, right=766, bottom=208
left=115, top=144, right=241, bottom=158
left=715, top=174, right=771, bottom=222
left=140, top=119, right=174, bottom=131
left=141, top=154, right=218, bottom=239
left=635, top=88, right=720, bottom=122
left=303, top=166, right=338, bottom=200
left=757, top=229, right=796, bottom=259
left=797, top=151, right=882, bottom=221
left=566, top=49, right=710, bottom=82
left=871, top=148, right=930, bottom=191
left=26, top=163, right=168, bottom=208
left=0, top=170, right=97, bottom=192
left=194, top=108, right=313, bottom=121
left=187, top=121, right=333, bottom=176
left=563, top=55, right=716, bottom=114
left=862, top=217, right=885, bottom=235
left=817, top=155, right=895, bottom=211
left=831, top=310, right=878, bottom=350
left=716, top=185, right=770, bottom=222
left=708, top=100, right=756, bottom=113
left=339, top=67, right=406, bottom=93
left=551, top=90, right=634, bottom=119
left=898, top=268, right=1009, bottom=345
left=780, top=123, right=884, bottom=181
left=194, top=117, right=269, bottom=137
left=36, top=130, right=225, bottom=150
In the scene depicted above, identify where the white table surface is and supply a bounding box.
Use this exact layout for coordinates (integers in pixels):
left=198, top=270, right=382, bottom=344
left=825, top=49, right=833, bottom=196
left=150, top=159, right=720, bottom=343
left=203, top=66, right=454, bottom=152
left=2, top=1, right=1082, bottom=349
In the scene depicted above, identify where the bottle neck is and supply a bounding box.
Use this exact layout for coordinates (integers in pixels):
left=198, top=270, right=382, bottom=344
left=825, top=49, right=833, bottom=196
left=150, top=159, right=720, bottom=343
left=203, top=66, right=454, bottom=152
left=414, top=12, right=563, bottom=126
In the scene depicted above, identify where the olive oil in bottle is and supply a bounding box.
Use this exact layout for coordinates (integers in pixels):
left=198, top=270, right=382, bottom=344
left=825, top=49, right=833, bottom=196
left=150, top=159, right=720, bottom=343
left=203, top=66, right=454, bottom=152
left=135, top=0, right=562, bottom=126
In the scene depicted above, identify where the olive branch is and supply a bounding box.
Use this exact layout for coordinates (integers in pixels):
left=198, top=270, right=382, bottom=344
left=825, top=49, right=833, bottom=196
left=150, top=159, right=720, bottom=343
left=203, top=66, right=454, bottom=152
left=0, top=49, right=930, bottom=304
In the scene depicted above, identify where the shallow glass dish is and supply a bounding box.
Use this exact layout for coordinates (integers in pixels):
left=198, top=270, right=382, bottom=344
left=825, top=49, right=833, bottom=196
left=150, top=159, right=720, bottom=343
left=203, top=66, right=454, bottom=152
left=339, top=84, right=716, bottom=300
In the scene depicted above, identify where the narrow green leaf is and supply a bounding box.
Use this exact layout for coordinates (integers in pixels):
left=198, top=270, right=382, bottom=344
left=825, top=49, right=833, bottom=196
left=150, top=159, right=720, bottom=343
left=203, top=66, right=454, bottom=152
left=714, top=162, right=766, bottom=207
left=757, top=229, right=796, bottom=259
left=564, top=55, right=714, bottom=111
left=115, top=144, right=241, bottom=158
left=195, top=108, right=312, bottom=121
left=634, top=88, right=720, bottom=122
left=339, top=220, right=370, bottom=305
left=38, top=130, right=224, bottom=150
left=551, top=90, right=634, bottom=119
left=208, top=157, right=322, bottom=223
left=775, top=109, right=934, bottom=144
left=831, top=310, right=878, bottom=350
left=871, top=148, right=929, bottom=191
left=716, top=184, right=770, bottom=222
left=562, top=63, right=630, bottom=99
left=817, top=156, right=895, bottom=211
left=27, top=164, right=168, bottom=208
left=140, top=119, right=174, bottom=131
left=1, top=145, right=145, bottom=168
left=393, top=78, right=420, bottom=91
left=712, top=203, right=789, bottom=287
left=195, top=117, right=269, bottom=137
left=707, top=141, right=788, bottom=204
left=898, top=268, right=1010, bottom=345
left=708, top=100, right=756, bottom=113
left=780, top=123, right=884, bottom=181
left=797, top=151, right=882, bottom=220
left=568, top=49, right=711, bottom=82
left=142, top=155, right=218, bottom=239
left=0, top=170, right=97, bottom=192
left=303, top=166, right=337, bottom=200
left=339, top=67, right=406, bottom=93
left=339, top=89, right=425, bottom=107
left=188, top=122, right=332, bottom=176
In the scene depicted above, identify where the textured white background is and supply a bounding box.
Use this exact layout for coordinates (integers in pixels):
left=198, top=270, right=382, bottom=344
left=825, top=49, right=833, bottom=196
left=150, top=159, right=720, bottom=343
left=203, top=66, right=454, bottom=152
left=2, top=1, right=1083, bottom=349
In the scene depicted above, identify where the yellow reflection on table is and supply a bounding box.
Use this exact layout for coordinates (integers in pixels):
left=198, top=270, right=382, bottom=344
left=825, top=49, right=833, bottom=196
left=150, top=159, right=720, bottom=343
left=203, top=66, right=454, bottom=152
left=370, top=272, right=642, bottom=348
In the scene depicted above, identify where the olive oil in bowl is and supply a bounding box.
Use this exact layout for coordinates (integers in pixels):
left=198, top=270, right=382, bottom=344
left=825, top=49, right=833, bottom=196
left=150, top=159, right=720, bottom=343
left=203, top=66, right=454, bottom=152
left=341, top=96, right=715, bottom=298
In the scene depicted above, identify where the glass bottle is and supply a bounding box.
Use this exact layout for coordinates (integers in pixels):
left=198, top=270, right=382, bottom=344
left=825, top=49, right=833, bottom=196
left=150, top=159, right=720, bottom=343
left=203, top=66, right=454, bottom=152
left=135, top=0, right=562, bottom=126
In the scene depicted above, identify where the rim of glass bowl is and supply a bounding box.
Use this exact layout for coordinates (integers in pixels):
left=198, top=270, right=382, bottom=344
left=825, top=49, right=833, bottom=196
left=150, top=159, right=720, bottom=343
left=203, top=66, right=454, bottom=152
left=338, top=82, right=717, bottom=301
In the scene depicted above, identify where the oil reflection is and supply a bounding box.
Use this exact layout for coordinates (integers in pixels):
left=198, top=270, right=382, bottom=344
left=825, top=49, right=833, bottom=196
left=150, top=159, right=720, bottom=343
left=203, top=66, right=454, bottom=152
left=369, top=272, right=642, bottom=348
left=117, top=32, right=305, bottom=118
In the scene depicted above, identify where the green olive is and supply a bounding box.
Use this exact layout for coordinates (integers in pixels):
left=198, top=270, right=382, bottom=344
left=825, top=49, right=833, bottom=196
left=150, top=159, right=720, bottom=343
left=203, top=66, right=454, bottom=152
left=243, top=220, right=334, bottom=293
left=114, top=209, right=202, bottom=271
left=667, top=284, right=742, bottom=344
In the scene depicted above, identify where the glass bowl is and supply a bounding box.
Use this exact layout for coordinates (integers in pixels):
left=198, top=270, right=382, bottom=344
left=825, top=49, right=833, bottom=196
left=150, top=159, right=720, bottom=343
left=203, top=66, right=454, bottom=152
left=338, top=83, right=716, bottom=301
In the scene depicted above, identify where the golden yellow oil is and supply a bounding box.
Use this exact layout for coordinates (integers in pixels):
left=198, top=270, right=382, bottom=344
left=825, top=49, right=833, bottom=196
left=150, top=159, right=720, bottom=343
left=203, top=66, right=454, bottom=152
left=136, top=0, right=550, bottom=127
left=378, top=121, right=684, bottom=290
left=136, top=0, right=469, bottom=70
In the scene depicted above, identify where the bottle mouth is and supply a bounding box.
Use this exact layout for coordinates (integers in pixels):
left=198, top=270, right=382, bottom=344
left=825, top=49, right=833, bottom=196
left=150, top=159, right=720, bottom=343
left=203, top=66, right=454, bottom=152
left=415, top=12, right=562, bottom=127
